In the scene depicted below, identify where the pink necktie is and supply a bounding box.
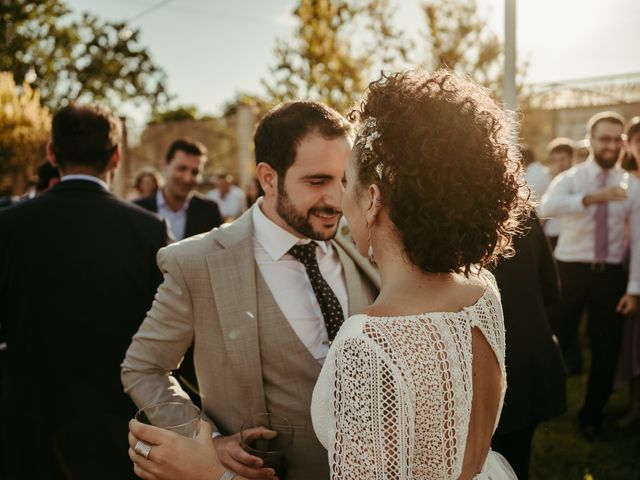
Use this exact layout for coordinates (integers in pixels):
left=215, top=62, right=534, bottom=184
left=595, top=171, right=608, bottom=262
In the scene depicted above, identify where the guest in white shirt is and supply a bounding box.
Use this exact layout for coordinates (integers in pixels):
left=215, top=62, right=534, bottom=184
left=523, top=146, right=551, bottom=203
left=540, top=111, right=640, bottom=441
left=207, top=173, right=246, bottom=220
left=543, top=138, right=575, bottom=250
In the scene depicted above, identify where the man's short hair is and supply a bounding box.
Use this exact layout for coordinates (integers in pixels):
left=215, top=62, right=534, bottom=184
left=586, top=111, right=625, bottom=137
left=547, top=137, right=575, bottom=157
left=51, top=104, right=122, bottom=173
left=253, top=101, right=352, bottom=178
left=165, top=138, right=207, bottom=163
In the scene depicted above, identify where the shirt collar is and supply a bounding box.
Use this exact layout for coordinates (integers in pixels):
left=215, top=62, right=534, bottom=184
left=156, top=188, right=191, bottom=212
left=585, top=154, right=618, bottom=177
left=252, top=199, right=330, bottom=261
left=61, top=174, right=109, bottom=191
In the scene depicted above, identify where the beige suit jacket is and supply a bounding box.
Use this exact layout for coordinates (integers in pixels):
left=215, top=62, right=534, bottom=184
left=121, top=206, right=378, bottom=474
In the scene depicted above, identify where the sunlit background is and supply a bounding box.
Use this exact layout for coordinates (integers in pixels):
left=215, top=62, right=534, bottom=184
left=65, top=0, right=640, bottom=120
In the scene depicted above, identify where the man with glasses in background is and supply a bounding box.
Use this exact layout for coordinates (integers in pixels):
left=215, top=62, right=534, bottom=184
left=540, top=111, right=640, bottom=441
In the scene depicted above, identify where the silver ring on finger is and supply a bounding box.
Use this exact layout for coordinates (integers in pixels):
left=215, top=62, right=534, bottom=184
left=134, top=440, right=153, bottom=460
left=219, top=470, right=237, bottom=480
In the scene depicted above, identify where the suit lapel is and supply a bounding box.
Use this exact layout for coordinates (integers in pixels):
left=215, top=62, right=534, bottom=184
left=334, top=242, right=374, bottom=316
left=206, top=209, right=267, bottom=415
left=332, top=221, right=380, bottom=316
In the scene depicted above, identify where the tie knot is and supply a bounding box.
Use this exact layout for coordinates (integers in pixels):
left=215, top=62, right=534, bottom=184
left=598, top=170, right=608, bottom=186
left=288, top=241, right=318, bottom=265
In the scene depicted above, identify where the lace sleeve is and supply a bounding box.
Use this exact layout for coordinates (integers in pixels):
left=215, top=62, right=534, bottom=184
left=328, top=334, right=413, bottom=480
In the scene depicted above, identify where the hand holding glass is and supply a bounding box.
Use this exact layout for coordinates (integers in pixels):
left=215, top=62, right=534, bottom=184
left=135, top=401, right=201, bottom=438
left=240, top=413, right=294, bottom=478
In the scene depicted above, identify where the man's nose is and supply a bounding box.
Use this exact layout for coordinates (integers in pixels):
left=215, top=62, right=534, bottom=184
left=324, top=180, right=345, bottom=207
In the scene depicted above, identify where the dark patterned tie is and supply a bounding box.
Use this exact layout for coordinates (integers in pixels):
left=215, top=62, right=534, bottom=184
left=288, top=241, right=344, bottom=341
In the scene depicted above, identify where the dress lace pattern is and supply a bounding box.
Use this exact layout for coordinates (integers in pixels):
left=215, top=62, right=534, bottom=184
left=311, top=273, right=514, bottom=479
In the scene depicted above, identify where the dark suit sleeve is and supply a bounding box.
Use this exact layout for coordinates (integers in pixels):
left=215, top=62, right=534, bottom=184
left=150, top=219, right=172, bottom=292
left=532, top=213, right=561, bottom=307
left=211, top=202, right=222, bottom=227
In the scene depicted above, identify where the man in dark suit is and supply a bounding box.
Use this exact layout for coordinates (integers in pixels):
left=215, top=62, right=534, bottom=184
left=0, top=104, right=169, bottom=479
left=490, top=212, right=566, bottom=479
left=135, top=138, right=222, bottom=241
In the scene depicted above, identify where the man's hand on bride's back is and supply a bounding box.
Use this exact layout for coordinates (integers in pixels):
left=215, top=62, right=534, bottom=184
left=128, top=419, right=258, bottom=480
left=213, top=428, right=278, bottom=479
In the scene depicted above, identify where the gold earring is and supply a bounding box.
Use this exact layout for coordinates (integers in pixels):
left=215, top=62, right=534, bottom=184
left=366, top=223, right=375, bottom=264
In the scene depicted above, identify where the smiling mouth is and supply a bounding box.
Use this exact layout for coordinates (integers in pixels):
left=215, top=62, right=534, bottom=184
left=312, top=211, right=341, bottom=221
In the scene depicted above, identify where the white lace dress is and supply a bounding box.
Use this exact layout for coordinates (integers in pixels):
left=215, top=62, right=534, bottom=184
left=311, top=275, right=517, bottom=479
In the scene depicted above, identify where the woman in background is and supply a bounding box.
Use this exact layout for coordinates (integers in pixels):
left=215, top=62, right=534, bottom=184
left=129, top=167, right=163, bottom=201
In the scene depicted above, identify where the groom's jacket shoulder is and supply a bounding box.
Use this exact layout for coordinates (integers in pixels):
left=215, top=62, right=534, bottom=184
left=156, top=221, right=234, bottom=263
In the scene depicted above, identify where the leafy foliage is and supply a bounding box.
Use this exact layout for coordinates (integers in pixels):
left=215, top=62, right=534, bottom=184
left=0, top=0, right=169, bottom=110
left=0, top=72, right=51, bottom=182
left=151, top=105, right=200, bottom=123
left=420, top=0, right=527, bottom=99
left=262, top=0, right=409, bottom=114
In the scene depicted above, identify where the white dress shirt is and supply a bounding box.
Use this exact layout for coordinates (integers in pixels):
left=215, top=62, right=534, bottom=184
left=539, top=156, right=640, bottom=294
left=544, top=217, right=561, bottom=237
left=61, top=174, right=108, bottom=191
left=525, top=161, right=551, bottom=203
left=252, top=202, right=349, bottom=364
left=157, top=189, right=190, bottom=241
left=207, top=186, right=246, bottom=219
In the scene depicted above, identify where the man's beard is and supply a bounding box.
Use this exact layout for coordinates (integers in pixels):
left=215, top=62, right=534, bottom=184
left=594, top=148, right=621, bottom=170
left=276, top=186, right=341, bottom=241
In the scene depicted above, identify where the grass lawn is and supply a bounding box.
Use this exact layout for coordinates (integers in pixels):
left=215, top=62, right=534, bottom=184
left=530, top=339, right=640, bottom=479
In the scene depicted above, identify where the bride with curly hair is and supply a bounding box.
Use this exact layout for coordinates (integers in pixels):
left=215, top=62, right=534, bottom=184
left=310, top=69, right=527, bottom=479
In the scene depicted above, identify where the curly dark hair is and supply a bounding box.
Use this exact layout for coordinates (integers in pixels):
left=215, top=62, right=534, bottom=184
left=348, top=69, right=530, bottom=274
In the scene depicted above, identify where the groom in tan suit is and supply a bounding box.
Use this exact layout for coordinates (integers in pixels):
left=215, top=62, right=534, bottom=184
left=122, top=101, right=378, bottom=480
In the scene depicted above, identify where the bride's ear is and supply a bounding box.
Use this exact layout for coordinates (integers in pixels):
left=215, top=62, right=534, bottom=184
left=365, top=184, right=382, bottom=225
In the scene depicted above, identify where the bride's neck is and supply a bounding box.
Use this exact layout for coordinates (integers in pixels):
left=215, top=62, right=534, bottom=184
left=371, top=227, right=453, bottom=295
left=377, top=250, right=453, bottom=293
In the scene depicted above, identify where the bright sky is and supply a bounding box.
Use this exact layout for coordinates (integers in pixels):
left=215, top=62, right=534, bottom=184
left=66, top=0, right=640, bottom=122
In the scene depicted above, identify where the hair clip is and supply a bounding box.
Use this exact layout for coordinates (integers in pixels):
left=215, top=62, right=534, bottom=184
left=356, top=118, right=380, bottom=152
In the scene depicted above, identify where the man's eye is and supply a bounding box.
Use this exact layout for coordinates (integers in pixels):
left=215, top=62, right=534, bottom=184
left=308, top=180, right=326, bottom=186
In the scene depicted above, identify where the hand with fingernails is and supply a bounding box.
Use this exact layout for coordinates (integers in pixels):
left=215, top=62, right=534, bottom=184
left=128, top=418, right=279, bottom=480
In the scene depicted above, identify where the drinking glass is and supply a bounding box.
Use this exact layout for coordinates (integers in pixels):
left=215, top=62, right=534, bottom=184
left=240, top=413, right=294, bottom=479
left=135, top=401, right=201, bottom=438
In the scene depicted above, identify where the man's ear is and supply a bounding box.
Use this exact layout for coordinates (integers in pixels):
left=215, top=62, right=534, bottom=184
left=108, top=145, right=121, bottom=170
left=256, top=162, right=278, bottom=197
left=47, top=142, right=58, bottom=167
left=365, top=183, right=382, bottom=225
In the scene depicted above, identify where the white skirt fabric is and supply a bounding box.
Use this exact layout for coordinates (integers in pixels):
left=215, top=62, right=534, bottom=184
left=474, top=450, right=518, bottom=479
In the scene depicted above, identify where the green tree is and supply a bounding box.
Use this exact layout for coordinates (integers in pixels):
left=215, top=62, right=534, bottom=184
left=0, top=71, right=51, bottom=193
left=263, top=0, right=409, bottom=114
left=0, top=0, right=169, bottom=111
left=151, top=105, right=200, bottom=123
left=421, top=0, right=527, bottom=99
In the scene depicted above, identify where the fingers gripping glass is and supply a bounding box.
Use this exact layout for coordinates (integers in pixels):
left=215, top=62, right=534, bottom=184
left=240, top=413, right=294, bottom=479
left=135, top=401, right=201, bottom=438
